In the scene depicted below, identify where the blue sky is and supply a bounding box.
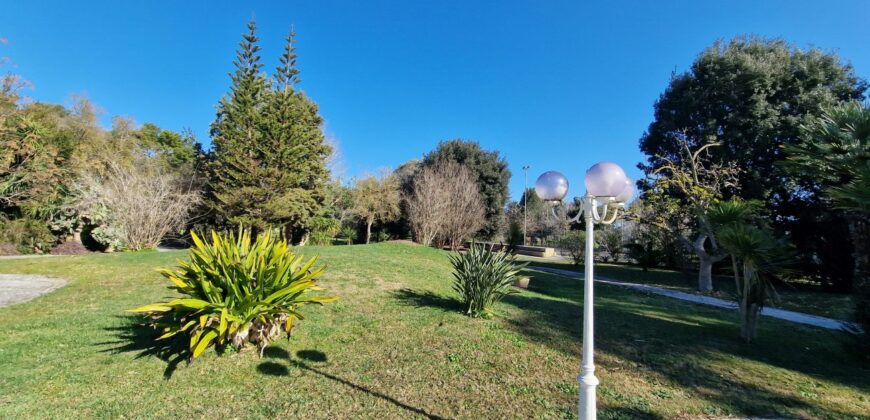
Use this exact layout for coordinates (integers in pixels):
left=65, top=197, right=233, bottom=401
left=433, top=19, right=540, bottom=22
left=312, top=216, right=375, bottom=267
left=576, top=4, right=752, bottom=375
left=2, top=1, right=869, bottom=200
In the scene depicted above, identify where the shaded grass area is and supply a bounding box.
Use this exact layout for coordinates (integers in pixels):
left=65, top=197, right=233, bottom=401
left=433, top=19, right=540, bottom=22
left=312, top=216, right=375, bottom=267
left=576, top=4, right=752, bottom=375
left=519, top=256, right=856, bottom=321
left=0, top=244, right=866, bottom=419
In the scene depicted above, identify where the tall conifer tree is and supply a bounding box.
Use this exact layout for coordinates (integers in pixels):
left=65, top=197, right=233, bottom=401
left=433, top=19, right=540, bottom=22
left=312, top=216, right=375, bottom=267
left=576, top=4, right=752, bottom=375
left=207, top=22, right=331, bottom=240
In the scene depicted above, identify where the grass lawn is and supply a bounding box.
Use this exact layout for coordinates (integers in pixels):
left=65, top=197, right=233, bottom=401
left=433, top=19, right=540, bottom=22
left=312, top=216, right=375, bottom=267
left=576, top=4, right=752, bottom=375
left=519, top=256, right=857, bottom=321
left=0, top=243, right=867, bottom=419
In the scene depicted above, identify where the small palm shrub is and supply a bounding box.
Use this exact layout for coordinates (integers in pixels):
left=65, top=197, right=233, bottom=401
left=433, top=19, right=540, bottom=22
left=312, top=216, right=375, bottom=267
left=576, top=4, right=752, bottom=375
left=450, top=243, right=527, bottom=318
left=129, top=229, right=337, bottom=359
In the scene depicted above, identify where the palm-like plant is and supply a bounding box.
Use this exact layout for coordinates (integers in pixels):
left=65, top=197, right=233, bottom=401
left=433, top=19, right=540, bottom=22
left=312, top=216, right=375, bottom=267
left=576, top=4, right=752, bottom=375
left=712, top=200, right=791, bottom=342
left=129, top=229, right=337, bottom=359
left=450, top=243, right=527, bottom=318
left=786, top=100, right=869, bottom=346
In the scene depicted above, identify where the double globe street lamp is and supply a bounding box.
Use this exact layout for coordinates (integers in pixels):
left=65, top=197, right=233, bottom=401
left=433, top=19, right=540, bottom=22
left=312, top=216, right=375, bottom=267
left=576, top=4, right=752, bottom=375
left=534, top=161, right=635, bottom=420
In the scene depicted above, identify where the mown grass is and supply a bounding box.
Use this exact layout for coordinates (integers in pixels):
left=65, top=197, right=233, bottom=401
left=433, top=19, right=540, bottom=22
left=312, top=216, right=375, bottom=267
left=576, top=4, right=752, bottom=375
left=519, top=256, right=856, bottom=321
left=0, top=244, right=867, bottom=419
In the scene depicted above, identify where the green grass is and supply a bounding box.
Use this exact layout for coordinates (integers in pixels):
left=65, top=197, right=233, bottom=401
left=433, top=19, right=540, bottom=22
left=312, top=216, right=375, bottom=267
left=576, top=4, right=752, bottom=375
left=519, top=256, right=857, bottom=321
left=0, top=244, right=867, bottom=419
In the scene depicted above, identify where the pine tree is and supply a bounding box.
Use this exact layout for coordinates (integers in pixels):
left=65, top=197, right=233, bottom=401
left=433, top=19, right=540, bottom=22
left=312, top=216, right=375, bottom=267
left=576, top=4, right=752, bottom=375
left=207, top=22, right=331, bottom=240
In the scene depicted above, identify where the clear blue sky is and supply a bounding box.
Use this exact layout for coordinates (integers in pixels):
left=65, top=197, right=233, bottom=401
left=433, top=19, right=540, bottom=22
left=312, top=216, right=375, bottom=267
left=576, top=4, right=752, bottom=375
left=2, top=1, right=869, bottom=200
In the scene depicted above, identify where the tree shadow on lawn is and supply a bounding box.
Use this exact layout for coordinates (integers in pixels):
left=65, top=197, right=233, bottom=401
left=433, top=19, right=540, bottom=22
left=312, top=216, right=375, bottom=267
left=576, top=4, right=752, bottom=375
left=97, top=315, right=190, bottom=379
left=503, top=271, right=870, bottom=417
left=390, top=288, right=463, bottom=312
left=259, top=348, right=447, bottom=420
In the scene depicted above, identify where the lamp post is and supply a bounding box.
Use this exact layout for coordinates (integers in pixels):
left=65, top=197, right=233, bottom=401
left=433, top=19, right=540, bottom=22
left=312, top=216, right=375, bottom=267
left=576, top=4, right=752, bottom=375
left=522, top=165, right=531, bottom=245
left=534, top=162, right=634, bottom=420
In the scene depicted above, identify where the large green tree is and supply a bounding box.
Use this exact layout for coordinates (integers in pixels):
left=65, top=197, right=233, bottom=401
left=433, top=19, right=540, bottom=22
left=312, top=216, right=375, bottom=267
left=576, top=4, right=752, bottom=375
left=421, top=139, right=510, bottom=240
left=207, top=22, right=331, bottom=239
left=639, top=36, right=867, bottom=291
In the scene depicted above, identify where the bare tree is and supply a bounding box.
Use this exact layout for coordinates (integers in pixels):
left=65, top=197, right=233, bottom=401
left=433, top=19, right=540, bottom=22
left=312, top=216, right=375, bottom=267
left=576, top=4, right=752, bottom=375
left=646, top=137, right=741, bottom=291
left=406, top=161, right=484, bottom=250
left=74, top=160, right=201, bottom=250
left=350, top=171, right=401, bottom=244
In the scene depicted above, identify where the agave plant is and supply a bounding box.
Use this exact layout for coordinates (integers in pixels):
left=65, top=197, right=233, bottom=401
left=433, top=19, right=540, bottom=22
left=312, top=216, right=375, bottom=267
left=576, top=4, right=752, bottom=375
left=129, top=229, right=337, bottom=359
left=450, top=243, right=527, bottom=318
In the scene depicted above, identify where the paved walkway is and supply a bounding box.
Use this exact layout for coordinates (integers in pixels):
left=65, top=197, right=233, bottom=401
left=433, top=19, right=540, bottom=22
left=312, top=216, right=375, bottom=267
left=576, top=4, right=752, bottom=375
left=529, top=265, right=860, bottom=332
left=0, top=274, right=67, bottom=308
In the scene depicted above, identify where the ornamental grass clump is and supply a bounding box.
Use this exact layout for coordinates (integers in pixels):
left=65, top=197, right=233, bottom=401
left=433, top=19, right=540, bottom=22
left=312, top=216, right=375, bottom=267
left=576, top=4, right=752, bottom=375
left=129, top=229, right=336, bottom=359
left=450, top=243, right=527, bottom=318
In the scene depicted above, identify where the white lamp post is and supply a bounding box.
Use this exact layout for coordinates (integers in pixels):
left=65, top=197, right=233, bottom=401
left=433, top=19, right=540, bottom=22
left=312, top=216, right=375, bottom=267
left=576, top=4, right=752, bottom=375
left=534, top=162, right=634, bottom=420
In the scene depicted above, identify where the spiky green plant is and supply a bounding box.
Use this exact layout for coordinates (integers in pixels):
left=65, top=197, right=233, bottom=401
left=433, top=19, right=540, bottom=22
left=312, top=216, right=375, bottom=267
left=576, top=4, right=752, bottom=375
left=450, top=243, right=527, bottom=318
left=129, top=229, right=336, bottom=359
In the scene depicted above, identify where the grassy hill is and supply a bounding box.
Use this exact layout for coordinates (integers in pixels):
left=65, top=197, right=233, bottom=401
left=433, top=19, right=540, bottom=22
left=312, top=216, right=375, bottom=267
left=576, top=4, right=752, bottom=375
left=0, top=243, right=867, bottom=419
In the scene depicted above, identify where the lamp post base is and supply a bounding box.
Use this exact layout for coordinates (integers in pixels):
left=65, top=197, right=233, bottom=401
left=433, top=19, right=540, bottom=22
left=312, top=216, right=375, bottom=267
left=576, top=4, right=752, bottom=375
left=577, top=368, right=599, bottom=420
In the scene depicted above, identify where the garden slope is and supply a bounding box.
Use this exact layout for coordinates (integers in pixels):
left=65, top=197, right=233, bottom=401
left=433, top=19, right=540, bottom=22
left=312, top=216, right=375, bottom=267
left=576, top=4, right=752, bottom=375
left=0, top=244, right=867, bottom=419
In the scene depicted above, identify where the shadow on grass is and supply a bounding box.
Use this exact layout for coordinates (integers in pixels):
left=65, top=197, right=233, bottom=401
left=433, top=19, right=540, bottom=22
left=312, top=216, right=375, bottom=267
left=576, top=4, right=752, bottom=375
left=390, top=288, right=462, bottom=312
left=97, top=315, right=189, bottom=379
left=259, top=348, right=446, bottom=420
left=502, top=270, right=870, bottom=417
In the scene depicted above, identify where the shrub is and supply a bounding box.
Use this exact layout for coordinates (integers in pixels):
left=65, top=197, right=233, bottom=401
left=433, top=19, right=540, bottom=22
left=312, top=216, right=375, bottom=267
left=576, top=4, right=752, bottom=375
left=339, top=225, right=357, bottom=245
left=0, top=217, right=56, bottom=254
left=129, top=229, right=336, bottom=359
left=375, top=230, right=390, bottom=243
left=307, top=217, right=340, bottom=246
left=450, top=243, right=527, bottom=318
left=559, top=230, right=589, bottom=267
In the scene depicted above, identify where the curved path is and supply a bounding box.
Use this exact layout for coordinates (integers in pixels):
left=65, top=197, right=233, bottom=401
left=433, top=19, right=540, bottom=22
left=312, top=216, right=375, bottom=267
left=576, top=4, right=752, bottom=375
left=529, top=265, right=861, bottom=333
left=0, top=274, right=67, bottom=308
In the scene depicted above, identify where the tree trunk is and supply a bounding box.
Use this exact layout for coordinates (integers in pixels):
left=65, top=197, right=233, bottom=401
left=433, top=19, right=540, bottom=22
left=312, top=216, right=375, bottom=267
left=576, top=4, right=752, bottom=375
left=698, top=255, right=715, bottom=293
left=365, top=220, right=373, bottom=244
left=694, top=233, right=726, bottom=292
left=740, top=303, right=760, bottom=343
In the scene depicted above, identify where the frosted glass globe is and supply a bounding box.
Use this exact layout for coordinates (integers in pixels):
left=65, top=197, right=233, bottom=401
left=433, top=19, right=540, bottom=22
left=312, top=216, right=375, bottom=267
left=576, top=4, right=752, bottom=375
left=614, top=179, right=634, bottom=203
left=584, top=161, right=628, bottom=197
left=535, top=171, right=569, bottom=202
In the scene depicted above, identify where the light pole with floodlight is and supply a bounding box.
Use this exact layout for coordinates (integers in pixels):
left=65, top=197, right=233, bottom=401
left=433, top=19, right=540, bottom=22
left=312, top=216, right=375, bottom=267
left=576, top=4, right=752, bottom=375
left=533, top=162, right=634, bottom=420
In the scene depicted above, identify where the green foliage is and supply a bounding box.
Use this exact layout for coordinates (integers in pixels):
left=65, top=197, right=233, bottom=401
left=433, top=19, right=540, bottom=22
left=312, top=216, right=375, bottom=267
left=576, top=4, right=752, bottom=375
left=0, top=217, right=55, bottom=254
left=350, top=173, right=400, bottom=244
left=559, top=230, right=590, bottom=267
left=786, top=101, right=870, bottom=349
left=624, top=240, right=662, bottom=272
left=506, top=217, right=523, bottom=251
left=129, top=229, right=336, bottom=359
left=639, top=36, right=867, bottom=292
left=307, top=217, right=340, bottom=246
left=339, top=225, right=357, bottom=245
left=598, top=226, right=623, bottom=263
left=449, top=243, right=527, bottom=318
left=421, top=139, right=510, bottom=240
left=375, top=230, right=390, bottom=243
left=713, top=200, right=793, bottom=342
left=135, top=123, right=203, bottom=171
left=89, top=224, right=126, bottom=251
left=788, top=101, right=870, bottom=214
left=207, top=21, right=331, bottom=237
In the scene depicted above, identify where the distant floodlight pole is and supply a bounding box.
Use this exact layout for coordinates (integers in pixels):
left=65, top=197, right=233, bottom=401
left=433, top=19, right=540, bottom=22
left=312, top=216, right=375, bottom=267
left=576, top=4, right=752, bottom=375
left=534, top=162, right=634, bottom=420
left=522, top=165, right=531, bottom=245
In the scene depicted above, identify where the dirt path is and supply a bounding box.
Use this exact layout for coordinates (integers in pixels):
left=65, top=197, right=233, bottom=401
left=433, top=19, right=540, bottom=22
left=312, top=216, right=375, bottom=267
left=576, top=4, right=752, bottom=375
left=0, top=274, right=67, bottom=308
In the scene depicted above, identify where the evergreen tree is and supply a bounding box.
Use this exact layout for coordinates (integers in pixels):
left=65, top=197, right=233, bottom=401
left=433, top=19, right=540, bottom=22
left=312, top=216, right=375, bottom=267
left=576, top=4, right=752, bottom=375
left=207, top=22, right=331, bottom=240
